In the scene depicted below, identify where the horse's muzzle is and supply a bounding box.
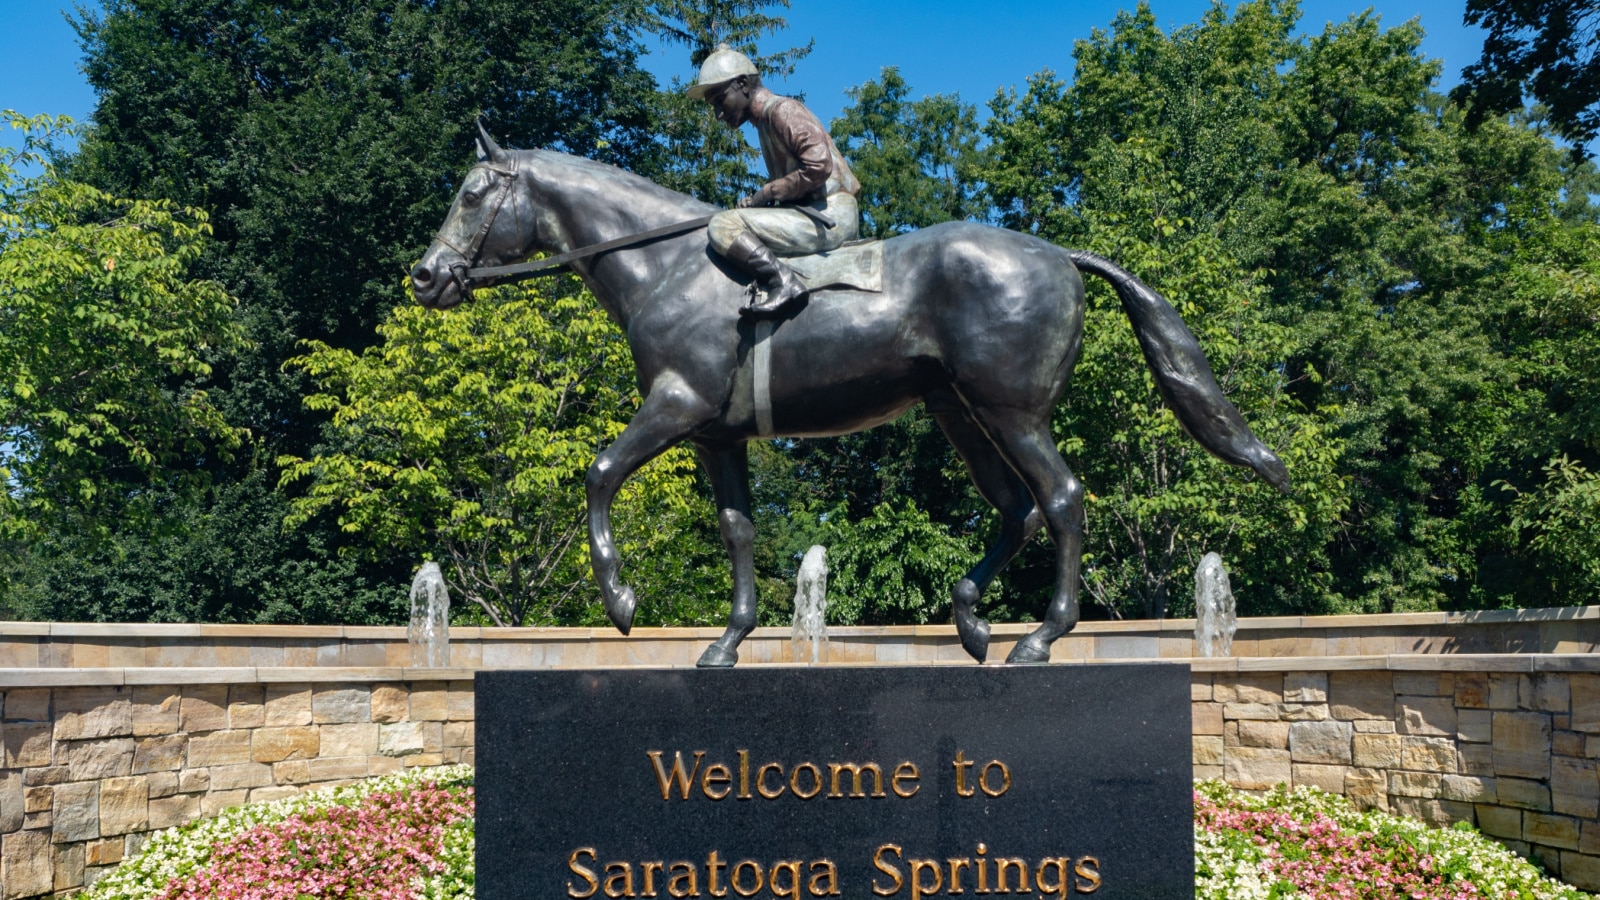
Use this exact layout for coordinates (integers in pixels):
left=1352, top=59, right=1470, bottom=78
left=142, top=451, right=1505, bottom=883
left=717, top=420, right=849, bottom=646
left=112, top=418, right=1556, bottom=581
left=411, top=250, right=467, bottom=310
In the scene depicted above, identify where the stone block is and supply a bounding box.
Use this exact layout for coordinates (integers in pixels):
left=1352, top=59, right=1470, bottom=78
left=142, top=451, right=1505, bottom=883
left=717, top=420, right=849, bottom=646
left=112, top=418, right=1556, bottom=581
left=53, top=839, right=85, bottom=890
left=3, top=723, right=52, bottom=768
left=1193, top=765, right=1223, bottom=782
left=1281, top=704, right=1331, bottom=721
left=1223, top=702, right=1280, bottom=720
left=1459, top=743, right=1494, bottom=776
left=250, top=786, right=301, bottom=804
left=1237, top=720, right=1289, bottom=749
left=24, top=765, right=69, bottom=786
left=378, top=721, right=433, bottom=756
left=23, top=809, right=49, bottom=829
left=1552, top=757, right=1600, bottom=818
left=1392, top=796, right=1452, bottom=828
left=403, top=752, right=446, bottom=767
left=1394, top=673, right=1453, bottom=697
left=1401, top=736, right=1459, bottom=773
left=1352, top=733, right=1402, bottom=768
left=67, top=738, right=135, bottom=780
left=53, top=687, right=132, bottom=741
left=1284, top=673, right=1328, bottom=703
left=85, top=838, right=122, bottom=867
left=312, top=687, right=371, bottom=724
left=1526, top=673, right=1571, bottom=714
left=1455, top=672, right=1490, bottom=709
left=1561, top=852, right=1600, bottom=894
left=308, top=756, right=369, bottom=782
left=372, top=685, right=408, bottom=724
left=1191, top=678, right=1213, bottom=702
left=443, top=721, right=474, bottom=748
left=1440, top=775, right=1494, bottom=802
left=273, top=760, right=310, bottom=784
left=52, top=780, right=99, bottom=842
left=1458, top=709, right=1492, bottom=744
left=1499, top=776, right=1552, bottom=811
left=1193, top=736, right=1224, bottom=766
left=146, top=771, right=177, bottom=800
left=1389, top=771, right=1442, bottom=798
left=0, top=772, right=19, bottom=833
left=1494, top=711, right=1552, bottom=779
left=320, top=723, right=379, bottom=757
left=1555, top=730, right=1585, bottom=757
left=148, top=794, right=199, bottom=830
left=1526, top=812, right=1580, bottom=850
left=209, top=763, right=273, bottom=791
left=177, top=769, right=209, bottom=794
left=1290, top=721, right=1352, bottom=764
left=2, top=688, right=48, bottom=724
left=1353, top=719, right=1396, bottom=733
left=1397, top=696, right=1456, bottom=736
left=1330, top=672, right=1394, bottom=720
left=1224, top=747, right=1291, bottom=791
left=1576, top=675, right=1600, bottom=733
left=409, top=683, right=448, bottom=721
left=253, top=726, right=319, bottom=763
left=1477, top=803, right=1522, bottom=838
left=228, top=684, right=266, bottom=729
left=446, top=682, right=474, bottom=721
left=1192, top=702, right=1223, bottom=735
left=200, top=789, right=250, bottom=818
left=264, top=685, right=313, bottom=727
left=1346, top=767, right=1387, bottom=811
left=1585, top=821, right=1600, bottom=855
left=180, top=685, right=228, bottom=733
left=1489, top=673, right=1524, bottom=710
left=133, top=734, right=186, bottom=773
left=131, top=687, right=180, bottom=737
left=1292, top=763, right=1347, bottom=793
left=187, top=730, right=252, bottom=767
left=23, top=786, right=50, bottom=814
left=99, top=775, right=148, bottom=836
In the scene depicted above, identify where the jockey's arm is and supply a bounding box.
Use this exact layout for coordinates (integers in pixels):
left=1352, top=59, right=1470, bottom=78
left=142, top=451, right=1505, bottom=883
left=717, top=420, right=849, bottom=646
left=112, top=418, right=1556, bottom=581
left=750, top=101, right=833, bottom=205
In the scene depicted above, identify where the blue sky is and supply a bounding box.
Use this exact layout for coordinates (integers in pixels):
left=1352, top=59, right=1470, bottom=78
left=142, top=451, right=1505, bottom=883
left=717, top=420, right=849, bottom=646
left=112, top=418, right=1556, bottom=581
left=2, top=0, right=1490, bottom=155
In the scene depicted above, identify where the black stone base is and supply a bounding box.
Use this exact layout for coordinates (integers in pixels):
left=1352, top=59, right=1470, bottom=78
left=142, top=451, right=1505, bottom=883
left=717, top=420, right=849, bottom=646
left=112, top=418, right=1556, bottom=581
left=477, top=664, right=1193, bottom=899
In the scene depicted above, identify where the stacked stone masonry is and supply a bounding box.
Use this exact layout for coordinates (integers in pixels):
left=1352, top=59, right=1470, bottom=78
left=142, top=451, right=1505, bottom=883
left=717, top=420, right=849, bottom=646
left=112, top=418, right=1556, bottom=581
left=0, top=679, right=474, bottom=899
left=1196, top=662, right=1600, bottom=892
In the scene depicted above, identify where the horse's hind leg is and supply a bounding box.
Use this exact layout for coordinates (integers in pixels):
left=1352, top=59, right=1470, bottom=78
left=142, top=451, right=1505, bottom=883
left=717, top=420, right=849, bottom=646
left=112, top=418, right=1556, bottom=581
left=694, top=441, right=757, bottom=668
left=928, top=391, right=1043, bottom=663
left=964, top=406, right=1085, bottom=665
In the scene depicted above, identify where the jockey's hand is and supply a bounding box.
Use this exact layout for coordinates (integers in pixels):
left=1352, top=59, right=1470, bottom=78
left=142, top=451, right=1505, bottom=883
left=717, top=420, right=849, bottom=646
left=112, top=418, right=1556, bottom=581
left=737, top=186, right=774, bottom=209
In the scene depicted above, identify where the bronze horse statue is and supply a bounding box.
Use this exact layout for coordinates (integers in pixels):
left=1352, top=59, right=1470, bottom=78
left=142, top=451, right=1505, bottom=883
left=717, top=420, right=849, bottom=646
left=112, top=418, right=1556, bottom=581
left=411, top=126, right=1290, bottom=666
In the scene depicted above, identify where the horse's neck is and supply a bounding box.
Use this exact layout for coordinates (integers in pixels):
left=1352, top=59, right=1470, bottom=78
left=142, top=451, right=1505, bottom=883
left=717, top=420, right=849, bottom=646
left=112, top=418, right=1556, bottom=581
left=527, top=152, right=712, bottom=326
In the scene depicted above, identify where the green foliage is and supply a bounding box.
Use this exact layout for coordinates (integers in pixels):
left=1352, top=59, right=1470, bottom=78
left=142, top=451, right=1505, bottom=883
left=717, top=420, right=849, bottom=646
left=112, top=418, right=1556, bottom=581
left=279, top=281, right=716, bottom=627
left=1454, top=0, right=1600, bottom=153
left=822, top=499, right=982, bottom=626
left=0, top=110, right=244, bottom=536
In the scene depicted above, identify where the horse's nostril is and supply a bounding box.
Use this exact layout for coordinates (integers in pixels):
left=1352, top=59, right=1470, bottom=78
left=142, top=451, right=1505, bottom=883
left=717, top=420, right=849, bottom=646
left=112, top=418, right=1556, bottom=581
left=413, top=266, right=433, bottom=285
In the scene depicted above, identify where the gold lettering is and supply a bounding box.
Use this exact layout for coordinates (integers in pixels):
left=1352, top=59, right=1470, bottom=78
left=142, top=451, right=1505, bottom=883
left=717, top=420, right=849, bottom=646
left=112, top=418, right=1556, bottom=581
left=828, top=762, right=886, bottom=798
left=757, top=763, right=786, bottom=799
left=809, top=860, right=840, bottom=897
left=872, top=844, right=904, bottom=896
left=569, top=848, right=600, bottom=898
left=891, top=762, right=921, bottom=798
left=770, top=861, right=802, bottom=900
left=974, top=843, right=989, bottom=895
left=707, top=850, right=728, bottom=898
left=730, top=860, right=763, bottom=897
left=668, top=862, right=699, bottom=898
left=994, top=859, right=1028, bottom=894
left=642, top=861, right=664, bottom=897
left=910, top=859, right=943, bottom=900
left=947, top=859, right=970, bottom=894
left=1035, top=858, right=1069, bottom=900
left=648, top=751, right=706, bottom=800
left=790, top=762, right=823, bottom=799
left=1073, top=857, right=1101, bottom=894
left=952, top=751, right=976, bottom=797
left=605, top=862, right=637, bottom=898
left=979, top=761, right=1011, bottom=798
left=738, top=750, right=752, bottom=799
left=702, top=763, right=732, bottom=800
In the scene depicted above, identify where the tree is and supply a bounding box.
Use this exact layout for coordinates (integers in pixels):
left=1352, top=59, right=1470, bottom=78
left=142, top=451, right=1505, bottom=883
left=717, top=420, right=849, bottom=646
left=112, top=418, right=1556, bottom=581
left=1454, top=0, right=1600, bottom=154
left=279, top=280, right=717, bottom=628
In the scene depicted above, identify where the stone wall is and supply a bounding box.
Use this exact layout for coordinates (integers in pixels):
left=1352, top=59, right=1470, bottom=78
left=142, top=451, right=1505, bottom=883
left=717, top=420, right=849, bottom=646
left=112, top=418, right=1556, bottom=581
left=1198, top=656, right=1600, bottom=891
left=0, top=671, right=475, bottom=899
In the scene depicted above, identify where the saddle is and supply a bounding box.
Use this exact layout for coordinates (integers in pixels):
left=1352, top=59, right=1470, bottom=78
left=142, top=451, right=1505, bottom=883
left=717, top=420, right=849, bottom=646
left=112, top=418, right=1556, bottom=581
left=778, top=240, right=884, bottom=293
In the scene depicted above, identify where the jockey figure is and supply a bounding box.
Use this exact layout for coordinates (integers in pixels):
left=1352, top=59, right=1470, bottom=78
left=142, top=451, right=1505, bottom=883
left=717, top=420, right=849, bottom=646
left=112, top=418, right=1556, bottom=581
left=688, top=44, right=861, bottom=316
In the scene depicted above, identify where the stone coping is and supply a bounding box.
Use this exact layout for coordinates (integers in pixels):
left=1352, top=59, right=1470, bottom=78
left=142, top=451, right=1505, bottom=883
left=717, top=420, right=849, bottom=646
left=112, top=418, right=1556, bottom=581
left=2, top=653, right=1598, bottom=686
left=1, top=605, right=1596, bottom=640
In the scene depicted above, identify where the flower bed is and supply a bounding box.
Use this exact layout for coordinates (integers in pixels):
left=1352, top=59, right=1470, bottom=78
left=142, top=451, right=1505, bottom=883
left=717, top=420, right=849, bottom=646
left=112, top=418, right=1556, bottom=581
left=82, top=771, right=1594, bottom=900
left=1197, top=781, right=1596, bottom=900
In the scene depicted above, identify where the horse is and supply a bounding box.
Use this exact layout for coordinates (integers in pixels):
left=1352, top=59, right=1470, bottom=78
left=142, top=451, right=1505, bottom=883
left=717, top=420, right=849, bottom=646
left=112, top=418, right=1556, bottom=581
left=411, top=124, right=1291, bottom=667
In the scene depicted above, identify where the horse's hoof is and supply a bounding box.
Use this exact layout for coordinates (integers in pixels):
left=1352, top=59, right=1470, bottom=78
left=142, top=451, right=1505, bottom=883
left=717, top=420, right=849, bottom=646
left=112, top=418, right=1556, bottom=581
left=953, top=580, right=989, bottom=663
left=697, top=643, right=739, bottom=668
left=1005, top=635, right=1051, bottom=665
left=605, top=586, right=636, bottom=635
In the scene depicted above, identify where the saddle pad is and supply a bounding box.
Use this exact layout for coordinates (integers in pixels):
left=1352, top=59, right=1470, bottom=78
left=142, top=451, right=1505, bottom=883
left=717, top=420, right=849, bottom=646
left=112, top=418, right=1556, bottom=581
left=784, top=240, right=883, bottom=293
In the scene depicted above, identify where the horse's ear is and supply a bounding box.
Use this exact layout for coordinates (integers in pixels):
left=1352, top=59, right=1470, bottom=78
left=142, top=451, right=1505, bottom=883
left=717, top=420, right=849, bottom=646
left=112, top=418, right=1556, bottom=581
left=476, top=117, right=507, bottom=163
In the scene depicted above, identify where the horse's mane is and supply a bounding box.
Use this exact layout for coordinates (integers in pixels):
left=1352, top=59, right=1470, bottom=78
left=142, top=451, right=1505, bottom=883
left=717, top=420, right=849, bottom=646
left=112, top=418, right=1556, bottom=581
left=524, top=149, right=718, bottom=217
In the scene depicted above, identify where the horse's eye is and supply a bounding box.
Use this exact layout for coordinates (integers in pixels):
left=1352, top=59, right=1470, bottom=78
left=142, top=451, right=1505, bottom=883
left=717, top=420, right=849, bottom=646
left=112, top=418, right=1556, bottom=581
left=463, top=188, right=485, bottom=205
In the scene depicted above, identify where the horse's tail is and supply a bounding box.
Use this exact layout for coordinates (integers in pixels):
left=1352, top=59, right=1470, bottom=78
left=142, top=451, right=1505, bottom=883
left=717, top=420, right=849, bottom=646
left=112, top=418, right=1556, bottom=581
left=1067, top=249, right=1291, bottom=493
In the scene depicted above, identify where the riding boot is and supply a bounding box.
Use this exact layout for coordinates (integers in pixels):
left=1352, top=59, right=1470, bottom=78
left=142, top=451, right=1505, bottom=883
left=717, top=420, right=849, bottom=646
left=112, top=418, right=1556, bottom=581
left=725, top=233, right=808, bottom=316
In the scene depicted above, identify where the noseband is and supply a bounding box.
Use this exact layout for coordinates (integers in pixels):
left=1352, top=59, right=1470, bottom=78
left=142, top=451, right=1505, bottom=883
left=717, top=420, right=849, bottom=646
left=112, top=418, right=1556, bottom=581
left=432, top=158, right=523, bottom=294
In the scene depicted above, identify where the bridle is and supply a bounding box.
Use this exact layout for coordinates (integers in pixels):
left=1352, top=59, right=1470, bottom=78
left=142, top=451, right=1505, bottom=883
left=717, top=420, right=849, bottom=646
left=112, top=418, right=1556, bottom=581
left=431, top=157, right=524, bottom=295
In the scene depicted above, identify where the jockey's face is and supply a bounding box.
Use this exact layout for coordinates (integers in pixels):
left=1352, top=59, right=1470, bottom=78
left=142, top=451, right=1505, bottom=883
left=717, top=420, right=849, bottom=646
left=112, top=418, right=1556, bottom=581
left=706, top=77, right=754, bottom=129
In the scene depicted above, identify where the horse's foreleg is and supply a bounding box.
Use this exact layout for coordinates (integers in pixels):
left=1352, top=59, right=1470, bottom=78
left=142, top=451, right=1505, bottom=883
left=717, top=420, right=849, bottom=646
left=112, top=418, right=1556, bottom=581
left=930, top=393, right=1043, bottom=664
left=586, top=378, right=711, bottom=634
left=694, top=442, right=756, bottom=668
